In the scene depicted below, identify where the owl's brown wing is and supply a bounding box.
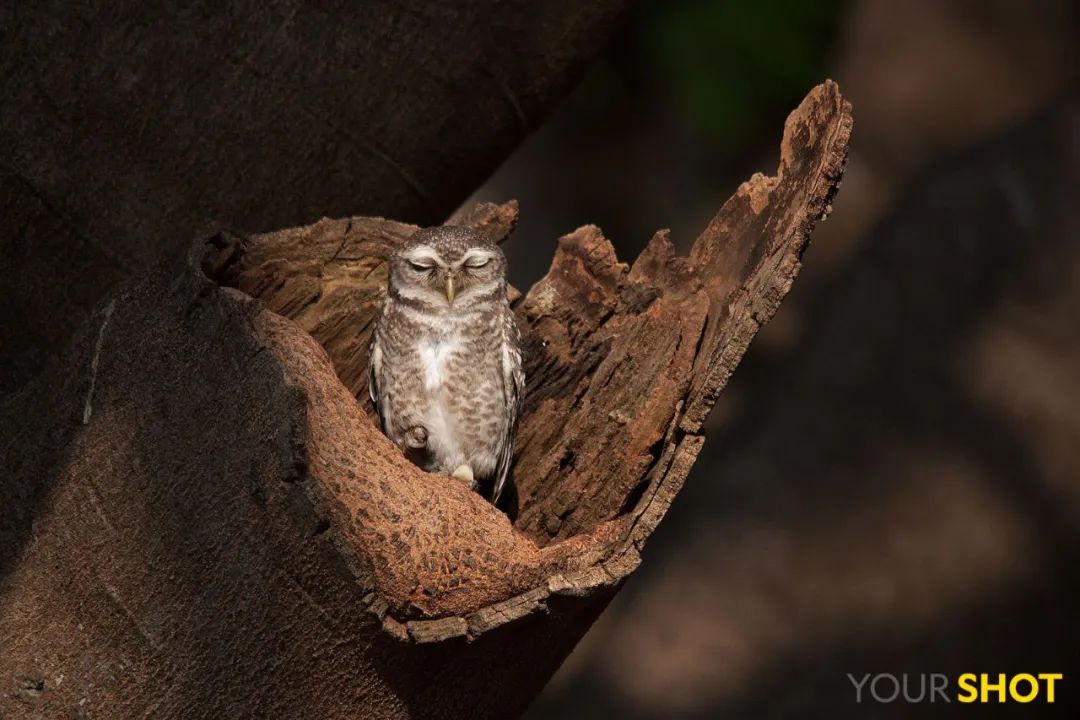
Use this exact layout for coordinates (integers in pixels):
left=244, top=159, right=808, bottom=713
left=368, top=328, right=388, bottom=434
left=492, top=309, right=524, bottom=504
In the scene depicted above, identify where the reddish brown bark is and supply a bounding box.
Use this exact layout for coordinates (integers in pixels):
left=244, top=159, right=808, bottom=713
left=0, top=83, right=851, bottom=719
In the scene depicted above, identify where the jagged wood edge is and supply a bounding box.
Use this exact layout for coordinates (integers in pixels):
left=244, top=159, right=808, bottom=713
left=631, top=80, right=854, bottom=544
left=199, top=82, right=852, bottom=643
left=410, top=81, right=853, bottom=642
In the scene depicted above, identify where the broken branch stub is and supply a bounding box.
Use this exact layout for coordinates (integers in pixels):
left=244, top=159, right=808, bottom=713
left=0, top=82, right=849, bottom=719
left=205, top=81, right=852, bottom=617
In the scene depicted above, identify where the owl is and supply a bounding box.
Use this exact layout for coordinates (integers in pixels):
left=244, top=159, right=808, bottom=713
left=368, top=225, right=524, bottom=504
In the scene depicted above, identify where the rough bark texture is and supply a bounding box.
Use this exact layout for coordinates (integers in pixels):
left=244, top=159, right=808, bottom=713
left=539, top=92, right=1080, bottom=720
left=0, top=0, right=631, bottom=397
left=0, top=83, right=851, bottom=719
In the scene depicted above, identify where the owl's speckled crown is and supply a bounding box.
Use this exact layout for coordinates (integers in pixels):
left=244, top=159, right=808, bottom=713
left=399, top=225, right=498, bottom=261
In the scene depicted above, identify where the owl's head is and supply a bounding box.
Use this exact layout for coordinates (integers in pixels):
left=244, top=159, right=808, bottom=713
left=388, top=226, right=508, bottom=309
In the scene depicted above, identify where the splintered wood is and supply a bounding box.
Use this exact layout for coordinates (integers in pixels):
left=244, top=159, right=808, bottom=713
left=203, top=82, right=852, bottom=629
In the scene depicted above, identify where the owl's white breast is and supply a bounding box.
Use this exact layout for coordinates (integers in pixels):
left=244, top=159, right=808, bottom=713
left=417, top=337, right=458, bottom=391
left=415, top=335, right=467, bottom=470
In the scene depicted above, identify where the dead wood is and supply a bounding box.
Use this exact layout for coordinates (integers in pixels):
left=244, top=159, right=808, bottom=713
left=0, top=82, right=851, bottom=719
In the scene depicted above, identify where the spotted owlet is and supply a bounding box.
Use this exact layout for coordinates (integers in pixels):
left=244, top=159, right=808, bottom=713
left=368, top=225, right=524, bottom=503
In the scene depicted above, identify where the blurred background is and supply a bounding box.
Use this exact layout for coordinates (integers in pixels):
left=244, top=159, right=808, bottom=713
left=2, top=0, right=1076, bottom=716
left=468, top=0, right=1079, bottom=717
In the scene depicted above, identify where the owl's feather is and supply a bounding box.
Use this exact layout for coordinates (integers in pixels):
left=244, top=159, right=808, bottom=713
left=492, top=312, right=523, bottom=504
left=368, top=329, right=386, bottom=433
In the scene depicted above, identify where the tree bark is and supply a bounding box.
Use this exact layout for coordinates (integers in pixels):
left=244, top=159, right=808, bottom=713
left=0, top=0, right=631, bottom=396
left=0, top=83, right=851, bottom=719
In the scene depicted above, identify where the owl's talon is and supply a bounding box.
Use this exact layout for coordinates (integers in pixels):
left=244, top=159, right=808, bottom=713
left=451, top=464, right=477, bottom=490
left=404, top=426, right=428, bottom=449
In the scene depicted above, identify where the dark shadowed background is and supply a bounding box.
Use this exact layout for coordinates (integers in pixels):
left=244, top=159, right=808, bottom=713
left=2, top=0, right=1078, bottom=717
left=472, top=0, right=1079, bottom=717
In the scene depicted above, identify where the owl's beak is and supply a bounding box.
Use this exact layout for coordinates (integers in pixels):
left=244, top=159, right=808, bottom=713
left=444, top=274, right=455, bottom=304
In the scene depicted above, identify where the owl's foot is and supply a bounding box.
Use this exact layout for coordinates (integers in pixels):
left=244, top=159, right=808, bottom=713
left=451, top=464, right=477, bottom=491
left=404, top=425, right=428, bottom=449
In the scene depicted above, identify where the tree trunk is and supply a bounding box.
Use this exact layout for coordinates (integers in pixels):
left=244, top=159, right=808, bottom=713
left=0, top=0, right=631, bottom=396
left=0, top=83, right=851, bottom=719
